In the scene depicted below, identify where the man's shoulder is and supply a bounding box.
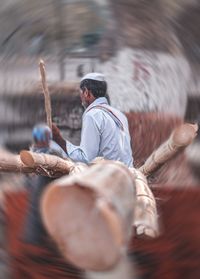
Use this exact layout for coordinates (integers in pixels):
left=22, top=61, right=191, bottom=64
left=85, top=105, right=106, bottom=117
left=83, top=107, right=105, bottom=125
left=88, top=104, right=127, bottom=119
left=106, top=105, right=127, bottom=120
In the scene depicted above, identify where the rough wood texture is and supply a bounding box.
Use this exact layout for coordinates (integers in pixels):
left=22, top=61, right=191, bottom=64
left=19, top=152, right=157, bottom=242
left=20, top=150, right=75, bottom=177
left=0, top=149, right=87, bottom=177
left=130, top=168, right=160, bottom=238
left=39, top=60, right=52, bottom=130
left=40, top=161, right=135, bottom=271
left=139, top=123, right=198, bottom=176
left=0, top=149, right=33, bottom=174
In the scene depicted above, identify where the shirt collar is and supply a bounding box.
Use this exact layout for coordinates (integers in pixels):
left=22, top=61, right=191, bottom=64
left=85, top=97, right=108, bottom=114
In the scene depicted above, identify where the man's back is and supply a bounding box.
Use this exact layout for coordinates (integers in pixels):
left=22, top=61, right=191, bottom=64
left=81, top=97, right=133, bottom=167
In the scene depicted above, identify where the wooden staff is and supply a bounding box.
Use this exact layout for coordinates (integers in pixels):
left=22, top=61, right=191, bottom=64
left=139, top=123, right=198, bottom=176
left=39, top=59, right=52, bottom=130
left=40, top=161, right=135, bottom=271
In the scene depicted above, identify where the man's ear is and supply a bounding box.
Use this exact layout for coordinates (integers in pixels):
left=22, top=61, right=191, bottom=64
left=86, top=89, right=94, bottom=99
left=84, top=88, right=89, bottom=97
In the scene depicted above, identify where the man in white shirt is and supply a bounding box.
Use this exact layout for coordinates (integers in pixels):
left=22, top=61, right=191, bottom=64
left=53, top=73, right=133, bottom=167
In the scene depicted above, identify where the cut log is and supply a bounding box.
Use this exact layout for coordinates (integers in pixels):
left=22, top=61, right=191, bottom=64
left=130, top=168, right=160, bottom=238
left=139, top=123, right=198, bottom=176
left=0, top=149, right=87, bottom=177
left=40, top=161, right=136, bottom=271
left=0, top=149, right=75, bottom=177
left=20, top=150, right=77, bottom=176
left=0, top=149, right=33, bottom=173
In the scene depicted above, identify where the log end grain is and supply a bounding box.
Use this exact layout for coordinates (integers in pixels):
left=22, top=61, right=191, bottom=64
left=20, top=150, right=35, bottom=167
left=40, top=183, right=122, bottom=271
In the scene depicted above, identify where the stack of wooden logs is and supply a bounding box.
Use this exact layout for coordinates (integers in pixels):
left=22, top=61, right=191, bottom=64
left=0, top=122, right=198, bottom=272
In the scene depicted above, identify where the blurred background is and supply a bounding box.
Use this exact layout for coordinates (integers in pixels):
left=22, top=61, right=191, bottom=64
left=0, top=0, right=200, bottom=278
left=0, top=0, right=200, bottom=151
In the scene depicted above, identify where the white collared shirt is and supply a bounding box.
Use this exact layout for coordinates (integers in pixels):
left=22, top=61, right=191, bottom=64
left=66, top=97, right=133, bottom=167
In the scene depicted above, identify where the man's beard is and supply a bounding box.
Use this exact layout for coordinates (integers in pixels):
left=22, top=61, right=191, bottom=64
left=82, top=101, right=89, bottom=109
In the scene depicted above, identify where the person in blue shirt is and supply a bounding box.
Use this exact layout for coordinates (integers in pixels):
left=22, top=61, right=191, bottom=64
left=31, top=123, right=68, bottom=159
left=53, top=73, right=134, bottom=167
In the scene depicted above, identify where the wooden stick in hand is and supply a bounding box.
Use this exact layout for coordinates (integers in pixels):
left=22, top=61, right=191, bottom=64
left=39, top=59, right=52, bottom=130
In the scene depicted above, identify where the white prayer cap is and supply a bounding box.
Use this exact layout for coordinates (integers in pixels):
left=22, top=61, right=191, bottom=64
left=81, top=72, right=106, bottom=82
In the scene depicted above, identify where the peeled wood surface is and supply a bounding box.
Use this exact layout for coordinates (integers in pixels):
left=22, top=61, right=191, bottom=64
left=139, top=123, right=198, bottom=176
left=20, top=150, right=76, bottom=176
left=130, top=168, right=159, bottom=238
left=0, top=149, right=33, bottom=173
left=0, top=149, right=87, bottom=177
left=40, top=162, right=135, bottom=271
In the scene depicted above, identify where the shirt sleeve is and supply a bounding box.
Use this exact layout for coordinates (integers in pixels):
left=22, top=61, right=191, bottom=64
left=66, top=113, right=101, bottom=163
left=49, top=140, right=68, bottom=159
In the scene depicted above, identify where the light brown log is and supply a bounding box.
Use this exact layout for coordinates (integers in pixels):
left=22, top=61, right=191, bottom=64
left=130, top=168, right=160, bottom=238
left=20, top=150, right=77, bottom=176
left=69, top=162, right=88, bottom=175
left=139, top=123, right=198, bottom=176
left=0, top=149, right=74, bottom=177
left=40, top=161, right=135, bottom=271
left=0, top=149, right=34, bottom=173
left=91, top=158, right=160, bottom=238
left=39, top=59, right=52, bottom=130
left=0, top=149, right=87, bottom=177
